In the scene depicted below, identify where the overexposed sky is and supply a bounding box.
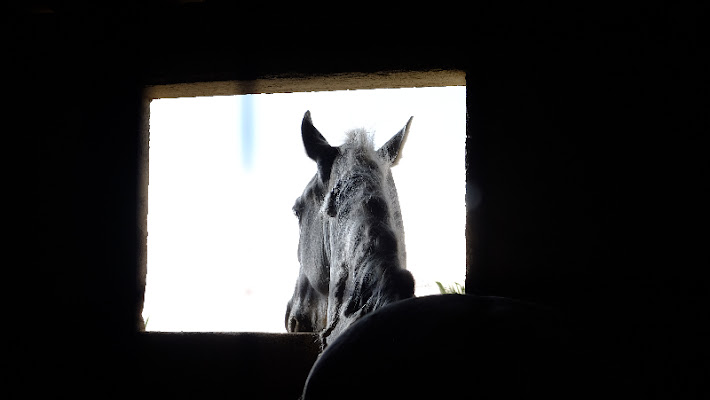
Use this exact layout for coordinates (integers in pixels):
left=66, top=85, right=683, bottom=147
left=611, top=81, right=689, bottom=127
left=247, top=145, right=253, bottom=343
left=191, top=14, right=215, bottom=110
left=143, top=86, right=466, bottom=332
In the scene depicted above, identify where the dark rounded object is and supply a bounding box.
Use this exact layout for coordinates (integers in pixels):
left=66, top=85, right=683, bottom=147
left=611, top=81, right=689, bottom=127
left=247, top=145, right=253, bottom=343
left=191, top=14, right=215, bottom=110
left=303, top=295, right=577, bottom=400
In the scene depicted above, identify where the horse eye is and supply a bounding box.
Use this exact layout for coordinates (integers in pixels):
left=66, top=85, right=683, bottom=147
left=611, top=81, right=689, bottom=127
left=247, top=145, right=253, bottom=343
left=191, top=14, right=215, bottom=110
left=292, top=206, right=301, bottom=219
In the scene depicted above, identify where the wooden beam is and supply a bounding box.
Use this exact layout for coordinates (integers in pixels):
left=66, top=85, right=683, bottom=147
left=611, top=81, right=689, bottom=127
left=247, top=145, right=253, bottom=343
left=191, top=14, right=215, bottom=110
left=145, top=70, right=465, bottom=99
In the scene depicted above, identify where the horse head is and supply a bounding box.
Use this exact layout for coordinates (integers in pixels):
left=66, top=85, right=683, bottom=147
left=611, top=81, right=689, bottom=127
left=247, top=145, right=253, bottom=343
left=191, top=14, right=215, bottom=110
left=286, top=111, right=415, bottom=348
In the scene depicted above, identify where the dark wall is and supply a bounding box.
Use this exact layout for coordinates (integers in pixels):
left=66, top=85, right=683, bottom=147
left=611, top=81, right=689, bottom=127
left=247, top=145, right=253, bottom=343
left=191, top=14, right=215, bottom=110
left=17, top=1, right=703, bottom=398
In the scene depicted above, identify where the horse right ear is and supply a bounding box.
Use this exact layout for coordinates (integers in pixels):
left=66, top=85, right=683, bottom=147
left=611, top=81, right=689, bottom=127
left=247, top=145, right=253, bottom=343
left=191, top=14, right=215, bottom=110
left=302, top=111, right=338, bottom=182
left=377, top=116, right=413, bottom=166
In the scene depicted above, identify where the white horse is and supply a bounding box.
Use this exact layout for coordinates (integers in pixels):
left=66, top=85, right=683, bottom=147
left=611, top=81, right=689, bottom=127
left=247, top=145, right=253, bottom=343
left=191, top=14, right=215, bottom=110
left=285, top=111, right=415, bottom=348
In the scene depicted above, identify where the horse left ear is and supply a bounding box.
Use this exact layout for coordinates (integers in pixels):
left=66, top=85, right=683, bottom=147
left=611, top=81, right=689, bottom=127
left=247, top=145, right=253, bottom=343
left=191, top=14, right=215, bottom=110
left=302, top=110, right=339, bottom=183
left=377, top=117, right=413, bottom=166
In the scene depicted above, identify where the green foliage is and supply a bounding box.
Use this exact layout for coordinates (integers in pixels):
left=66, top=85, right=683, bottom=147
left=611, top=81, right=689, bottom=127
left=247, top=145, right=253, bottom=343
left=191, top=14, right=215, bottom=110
left=435, top=281, right=465, bottom=295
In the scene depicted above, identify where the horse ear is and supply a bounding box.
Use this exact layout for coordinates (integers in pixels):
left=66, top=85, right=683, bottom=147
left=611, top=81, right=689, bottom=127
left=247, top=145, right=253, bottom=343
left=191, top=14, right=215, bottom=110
left=302, top=111, right=338, bottom=182
left=377, top=116, right=413, bottom=166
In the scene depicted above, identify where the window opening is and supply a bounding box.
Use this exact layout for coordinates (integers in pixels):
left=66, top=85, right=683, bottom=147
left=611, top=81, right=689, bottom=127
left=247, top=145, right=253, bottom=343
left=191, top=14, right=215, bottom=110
left=143, top=86, right=466, bottom=332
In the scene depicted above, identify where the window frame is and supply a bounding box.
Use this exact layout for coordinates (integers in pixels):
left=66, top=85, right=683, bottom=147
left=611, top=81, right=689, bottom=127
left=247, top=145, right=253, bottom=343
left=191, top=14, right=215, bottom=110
left=138, top=70, right=467, bottom=333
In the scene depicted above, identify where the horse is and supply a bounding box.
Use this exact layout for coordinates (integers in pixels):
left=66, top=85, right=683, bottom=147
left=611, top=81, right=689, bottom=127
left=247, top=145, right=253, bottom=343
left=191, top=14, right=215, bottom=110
left=285, top=110, right=416, bottom=348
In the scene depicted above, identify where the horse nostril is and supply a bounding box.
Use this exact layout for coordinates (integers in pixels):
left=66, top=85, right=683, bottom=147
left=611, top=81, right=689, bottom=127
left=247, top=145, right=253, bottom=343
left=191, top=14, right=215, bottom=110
left=288, top=315, right=315, bottom=332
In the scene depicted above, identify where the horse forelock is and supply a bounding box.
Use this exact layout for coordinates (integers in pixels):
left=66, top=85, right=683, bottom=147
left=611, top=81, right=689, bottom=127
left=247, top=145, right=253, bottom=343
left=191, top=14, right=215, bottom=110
left=334, top=129, right=392, bottom=202
left=340, top=129, right=387, bottom=170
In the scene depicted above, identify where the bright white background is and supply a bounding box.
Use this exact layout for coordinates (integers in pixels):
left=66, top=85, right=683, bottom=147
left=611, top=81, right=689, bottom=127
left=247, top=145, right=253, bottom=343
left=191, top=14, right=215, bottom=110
left=143, top=86, right=466, bottom=332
